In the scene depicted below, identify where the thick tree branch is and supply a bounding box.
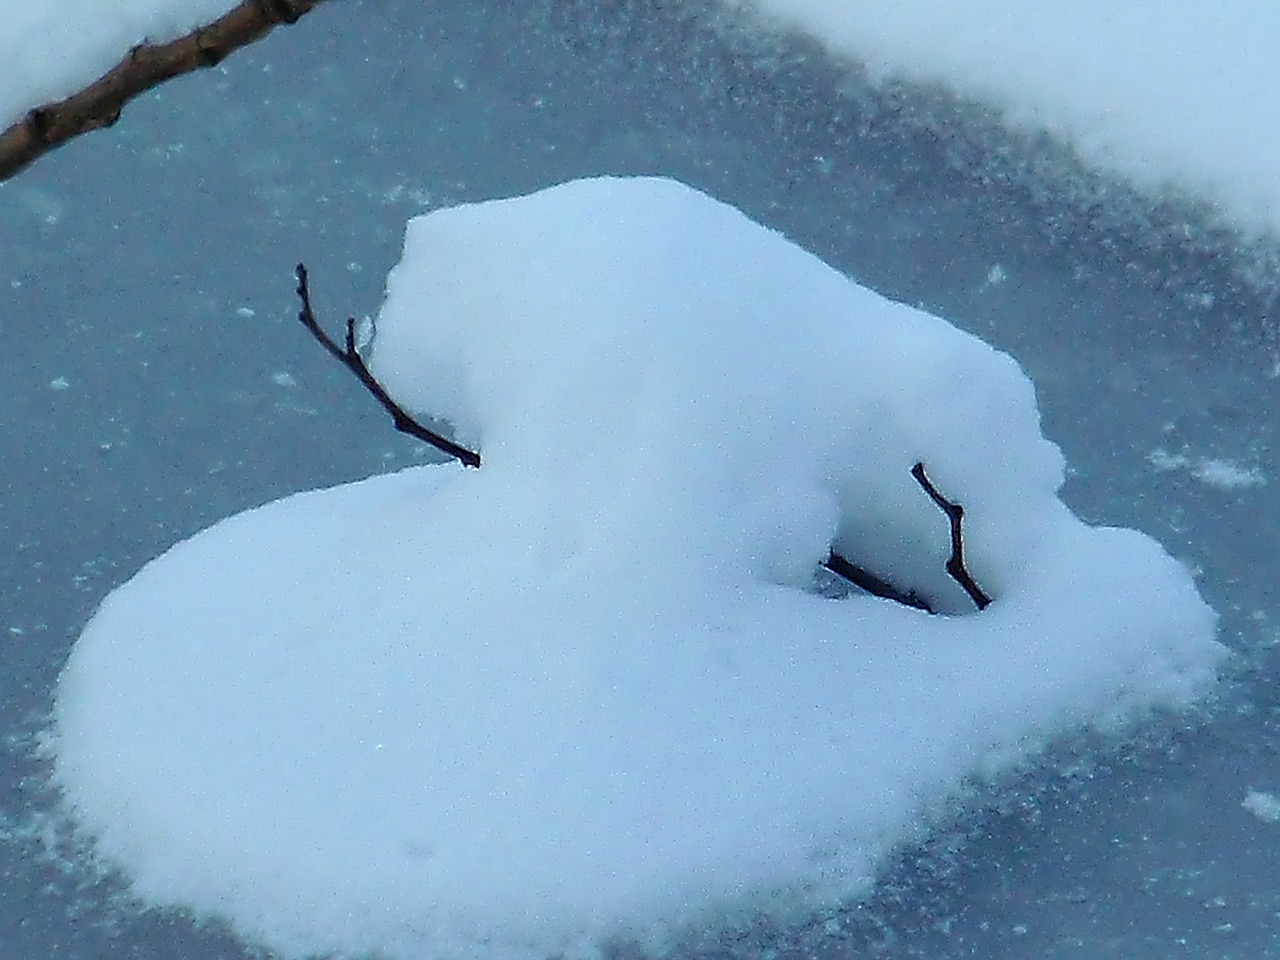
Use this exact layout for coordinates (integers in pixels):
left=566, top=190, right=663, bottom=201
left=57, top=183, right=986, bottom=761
left=0, top=0, right=328, bottom=183
left=911, top=462, right=992, bottom=610
left=295, top=264, right=482, bottom=468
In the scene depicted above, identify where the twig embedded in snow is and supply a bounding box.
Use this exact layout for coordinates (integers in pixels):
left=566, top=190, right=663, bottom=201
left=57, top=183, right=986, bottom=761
left=294, top=264, right=481, bottom=468
left=911, top=461, right=992, bottom=610
left=822, top=550, right=935, bottom=613
left=823, top=465, right=992, bottom=614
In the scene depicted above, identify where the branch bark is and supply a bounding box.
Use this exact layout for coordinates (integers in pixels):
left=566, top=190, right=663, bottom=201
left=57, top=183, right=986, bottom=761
left=0, top=0, right=328, bottom=183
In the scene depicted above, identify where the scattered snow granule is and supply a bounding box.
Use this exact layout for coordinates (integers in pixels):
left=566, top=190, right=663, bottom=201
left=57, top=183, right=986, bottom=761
left=1149, top=450, right=1191, bottom=472
left=1148, top=449, right=1265, bottom=489
left=49, top=377, right=69, bottom=391
left=1243, top=791, right=1280, bottom=823
left=235, top=306, right=256, bottom=319
left=1192, top=459, right=1265, bottom=489
left=270, top=371, right=297, bottom=388
left=985, top=264, right=1007, bottom=286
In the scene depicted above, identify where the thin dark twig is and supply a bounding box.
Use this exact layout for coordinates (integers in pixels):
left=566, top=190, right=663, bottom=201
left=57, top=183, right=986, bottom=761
left=911, top=462, right=992, bottom=610
left=294, top=263, right=481, bottom=468
left=823, top=550, right=934, bottom=613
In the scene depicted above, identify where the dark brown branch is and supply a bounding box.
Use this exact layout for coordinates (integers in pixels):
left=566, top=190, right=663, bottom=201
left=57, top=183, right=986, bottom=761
left=295, top=264, right=482, bottom=468
left=823, top=550, right=934, bottom=613
left=911, top=462, right=992, bottom=610
left=0, top=0, right=328, bottom=183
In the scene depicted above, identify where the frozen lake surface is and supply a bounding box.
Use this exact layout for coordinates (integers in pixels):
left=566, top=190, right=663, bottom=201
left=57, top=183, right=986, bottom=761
left=3, top=2, right=1279, bottom=958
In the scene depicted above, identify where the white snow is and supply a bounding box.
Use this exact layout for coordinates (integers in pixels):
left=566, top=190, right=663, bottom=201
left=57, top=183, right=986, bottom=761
left=724, top=1, right=1280, bottom=240
left=52, top=176, right=1225, bottom=960
left=0, top=0, right=239, bottom=130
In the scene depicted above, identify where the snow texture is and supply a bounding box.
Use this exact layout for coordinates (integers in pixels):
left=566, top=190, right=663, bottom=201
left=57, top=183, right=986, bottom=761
left=726, top=0, right=1280, bottom=240
left=52, top=176, right=1225, bottom=960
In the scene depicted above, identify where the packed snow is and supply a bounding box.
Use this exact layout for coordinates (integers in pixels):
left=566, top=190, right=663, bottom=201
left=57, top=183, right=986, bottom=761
left=723, top=1, right=1280, bottom=240
left=52, top=176, right=1225, bottom=960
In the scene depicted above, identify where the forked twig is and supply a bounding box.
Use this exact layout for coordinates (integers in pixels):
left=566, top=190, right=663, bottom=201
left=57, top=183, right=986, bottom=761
left=294, top=263, right=481, bottom=468
left=824, top=463, right=993, bottom=613
left=911, top=462, right=991, bottom=610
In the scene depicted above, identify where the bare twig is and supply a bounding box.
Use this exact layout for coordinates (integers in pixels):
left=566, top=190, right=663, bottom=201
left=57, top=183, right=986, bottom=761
left=295, top=264, right=482, bottom=468
left=824, top=464, right=993, bottom=613
left=0, top=0, right=328, bottom=183
left=911, top=462, right=992, bottom=610
left=823, top=550, right=934, bottom=613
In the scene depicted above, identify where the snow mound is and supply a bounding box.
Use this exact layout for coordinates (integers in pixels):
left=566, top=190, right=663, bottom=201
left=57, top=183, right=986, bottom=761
left=52, top=176, right=1224, bottom=960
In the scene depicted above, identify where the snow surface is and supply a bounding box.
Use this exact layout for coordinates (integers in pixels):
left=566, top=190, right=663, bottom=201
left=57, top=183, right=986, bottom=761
left=53, top=176, right=1225, bottom=960
left=725, top=1, right=1280, bottom=239
left=0, top=0, right=239, bottom=130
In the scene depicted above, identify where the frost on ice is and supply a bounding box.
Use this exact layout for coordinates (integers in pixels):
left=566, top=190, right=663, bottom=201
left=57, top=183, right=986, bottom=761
left=52, top=177, right=1224, bottom=960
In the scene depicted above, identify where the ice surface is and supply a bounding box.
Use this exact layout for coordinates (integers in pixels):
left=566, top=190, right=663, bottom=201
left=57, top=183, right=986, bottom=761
left=0, top=0, right=239, bottom=129
left=724, top=1, right=1280, bottom=239
left=5, top=0, right=1278, bottom=247
left=51, top=177, right=1224, bottom=960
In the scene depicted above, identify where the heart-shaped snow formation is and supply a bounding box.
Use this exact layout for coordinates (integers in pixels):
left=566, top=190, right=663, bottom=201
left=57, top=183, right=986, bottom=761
left=54, top=177, right=1222, bottom=960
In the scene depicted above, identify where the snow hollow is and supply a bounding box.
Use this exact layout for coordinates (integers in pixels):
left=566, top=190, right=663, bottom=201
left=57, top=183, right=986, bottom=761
left=51, top=176, right=1225, bottom=960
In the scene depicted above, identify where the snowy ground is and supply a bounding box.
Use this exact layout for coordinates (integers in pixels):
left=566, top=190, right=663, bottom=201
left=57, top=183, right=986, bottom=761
left=3, top=2, right=1280, bottom=959
left=728, top=1, right=1280, bottom=240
